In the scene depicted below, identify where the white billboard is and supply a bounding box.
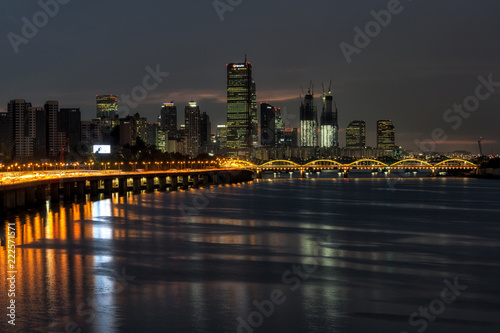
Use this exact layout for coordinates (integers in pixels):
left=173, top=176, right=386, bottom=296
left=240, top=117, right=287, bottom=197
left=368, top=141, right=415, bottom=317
left=93, top=145, right=111, bottom=154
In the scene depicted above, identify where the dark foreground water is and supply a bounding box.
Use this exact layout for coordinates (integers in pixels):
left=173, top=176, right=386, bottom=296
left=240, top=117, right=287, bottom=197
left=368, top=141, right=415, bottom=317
left=1, top=177, right=500, bottom=333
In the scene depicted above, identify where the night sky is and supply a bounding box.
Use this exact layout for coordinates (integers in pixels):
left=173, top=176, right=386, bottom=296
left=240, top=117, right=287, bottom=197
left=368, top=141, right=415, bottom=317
left=1, top=0, right=499, bottom=153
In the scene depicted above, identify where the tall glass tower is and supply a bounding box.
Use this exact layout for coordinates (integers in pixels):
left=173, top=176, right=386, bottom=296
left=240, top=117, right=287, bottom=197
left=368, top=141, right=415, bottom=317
left=185, top=101, right=201, bottom=157
left=377, top=120, right=395, bottom=150
left=346, top=120, right=366, bottom=148
left=226, top=59, right=254, bottom=158
left=160, top=102, right=178, bottom=139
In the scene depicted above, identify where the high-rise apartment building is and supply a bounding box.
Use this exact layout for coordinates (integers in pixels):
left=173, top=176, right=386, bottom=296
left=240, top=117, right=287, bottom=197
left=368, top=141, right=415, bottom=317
left=96, top=95, right=118, bottom=119
left=300, top=90, right=318, bottom=147
left=346, top=120, right=366, bottom=148
left=8, top=99, right=35, bottom=159
left=45, top=101, right=66, bottom=157
left=226, top=60, right=254, bottom=158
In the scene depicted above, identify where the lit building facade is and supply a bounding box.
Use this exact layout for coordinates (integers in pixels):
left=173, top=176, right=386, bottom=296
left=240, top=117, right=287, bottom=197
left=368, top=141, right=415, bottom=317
left=226, top=60, right=254, bottom=158
left=346, top=120, right=366, bottom=148
left=216, top=124, right=227, bottom=149
left=251, top=80, right=258, bottom=147
left=377, top=119, right=395, bottom=151
left=320, top=88, right=339, bottom=148
left=300, top=91, right=318, bottom=147
left=160, top=102, right=177, bottom=139
left=185, top=101, right=201, bottom=157
left=96, top=95, right=118, bottom=119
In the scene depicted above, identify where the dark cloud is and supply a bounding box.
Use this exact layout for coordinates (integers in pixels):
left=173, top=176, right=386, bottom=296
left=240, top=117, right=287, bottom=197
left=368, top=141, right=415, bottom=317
left=1, top=0, right=499, bottom=153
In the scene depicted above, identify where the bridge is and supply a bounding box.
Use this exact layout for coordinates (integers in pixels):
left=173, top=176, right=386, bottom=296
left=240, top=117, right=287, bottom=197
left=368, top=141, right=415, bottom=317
left=221, top=158, right=479, bottom=178
left=0, top=169, right=253, bottom=211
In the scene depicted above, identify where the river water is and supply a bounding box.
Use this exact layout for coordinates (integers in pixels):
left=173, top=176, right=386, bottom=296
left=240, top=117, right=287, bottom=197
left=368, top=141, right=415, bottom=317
left=1, top=177, right=499, bottom=333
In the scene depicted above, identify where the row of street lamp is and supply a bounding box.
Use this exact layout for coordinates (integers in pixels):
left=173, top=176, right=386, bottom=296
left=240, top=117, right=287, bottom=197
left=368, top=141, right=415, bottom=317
left=0, top=160, right=225, bottom=172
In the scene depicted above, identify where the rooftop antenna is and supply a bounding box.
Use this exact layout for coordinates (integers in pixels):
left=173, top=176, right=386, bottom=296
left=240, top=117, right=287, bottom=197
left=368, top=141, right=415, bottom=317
left=328, top=80, right=332, bottom=94
left=245, top=54, right=247, bottom=63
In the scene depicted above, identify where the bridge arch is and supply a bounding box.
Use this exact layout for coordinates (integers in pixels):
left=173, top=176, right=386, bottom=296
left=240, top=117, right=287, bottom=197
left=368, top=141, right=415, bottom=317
left=434, top=159, right=478, bottom=167
left=390, top=159, right=433, bottom=167
left=347, top=159, right=388, bottom=167
left=304, top=159, right=345, bottom=167
left=260, top=160, right=301, bottom=167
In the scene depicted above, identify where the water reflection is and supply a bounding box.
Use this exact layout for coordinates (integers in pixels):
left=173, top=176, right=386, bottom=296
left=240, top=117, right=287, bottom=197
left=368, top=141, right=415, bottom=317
left=0, top=178, right=499, bottom=332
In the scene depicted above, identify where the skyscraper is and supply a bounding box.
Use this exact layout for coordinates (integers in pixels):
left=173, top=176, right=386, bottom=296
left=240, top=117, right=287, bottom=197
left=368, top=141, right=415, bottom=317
left=260, top=102, right=283, bottom=147
left=226, top=59, right=254, bottom=158
left=96, top=95, right=118, bottom=119
left=185, top=101, right=201, bottom=157
left=199, top=112, right=211, bottom=147
left=8, top=99, right=35, bottom=159
left=160, top=102, right=178, bottom=139
left=250, top=80, right=258, bottom=147
left=300, top=89, right=318, bottom=147
left=216, top=124, right=227, bottom=149
left=320, top=85, right=339, bottom=148
left=0, top=111, right=12, bottom=160
left=34, top=107, right=47, bottom=159
left=346, top=120, right=366, bottom=148
left=377, top=120, right=395, bottom=151
left=275, top=108, right=284, bottom=146
left=58, top=108, right=81, bottom=150
left=45, top=101, right=66, bottom=157
left=260, top=103, right=275, bottom=147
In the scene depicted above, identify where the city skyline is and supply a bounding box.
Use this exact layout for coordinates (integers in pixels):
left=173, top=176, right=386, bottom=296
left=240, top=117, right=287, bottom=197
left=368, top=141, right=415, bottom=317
left=1, top=1, right=499, bottom=153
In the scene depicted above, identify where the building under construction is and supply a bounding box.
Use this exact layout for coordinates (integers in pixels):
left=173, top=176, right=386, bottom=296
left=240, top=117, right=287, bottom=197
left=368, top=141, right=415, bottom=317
left=300, top=84, right=318, bottom=147
left=320, top=82, right=339, bottom=148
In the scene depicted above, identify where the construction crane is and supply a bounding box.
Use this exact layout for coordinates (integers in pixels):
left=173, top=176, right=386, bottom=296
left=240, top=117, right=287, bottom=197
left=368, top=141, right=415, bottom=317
left=478, top=137, right=483, bottom=156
